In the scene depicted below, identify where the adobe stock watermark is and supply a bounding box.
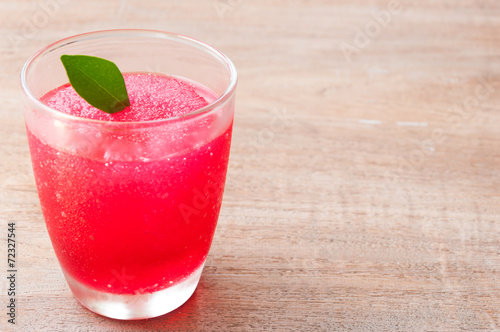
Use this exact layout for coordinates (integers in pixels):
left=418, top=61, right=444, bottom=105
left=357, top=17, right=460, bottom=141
left=107, top=267, right=135, bottom=290
left=238, top=106, right=290, bottom=155
left=339, top=0, right=403, bottom=64
left=5, top=0, right=70, bottom=54
left=179, top=106, right=291, bottom=223
left=390, top=73, right=498, bottom=180
left=178, top=170, right=226, bottom=224
left=115, top=0, right=128, bottom=20
left=212, top=0, right=244, bottom=20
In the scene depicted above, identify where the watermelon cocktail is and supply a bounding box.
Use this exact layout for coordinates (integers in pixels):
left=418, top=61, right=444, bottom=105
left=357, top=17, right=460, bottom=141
left=21, top=30, right=237, bottom=320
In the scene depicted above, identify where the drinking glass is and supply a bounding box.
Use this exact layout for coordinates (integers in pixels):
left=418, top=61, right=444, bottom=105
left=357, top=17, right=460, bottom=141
left=21, top=29, right=237, bottom=320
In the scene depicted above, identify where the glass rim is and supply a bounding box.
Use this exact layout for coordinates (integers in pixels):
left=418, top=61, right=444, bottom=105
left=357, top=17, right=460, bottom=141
left=20, top=29, right=238, bottom=126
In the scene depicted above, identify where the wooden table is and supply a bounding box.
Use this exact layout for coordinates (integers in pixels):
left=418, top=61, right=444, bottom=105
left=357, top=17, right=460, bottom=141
left=1, top=1, right=499, bottom=330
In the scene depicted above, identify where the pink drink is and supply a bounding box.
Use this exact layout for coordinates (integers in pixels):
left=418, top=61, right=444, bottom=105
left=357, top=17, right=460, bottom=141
left=27, top=74, right=232, bottom=295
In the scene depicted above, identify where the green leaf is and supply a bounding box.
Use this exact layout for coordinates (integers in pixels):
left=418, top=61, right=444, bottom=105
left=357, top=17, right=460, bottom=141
left=60, top=55, right=130, bottom=114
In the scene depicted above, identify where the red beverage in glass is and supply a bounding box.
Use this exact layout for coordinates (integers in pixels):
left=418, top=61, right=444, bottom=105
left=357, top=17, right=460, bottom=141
left=21, top=30, right=237, bottom=319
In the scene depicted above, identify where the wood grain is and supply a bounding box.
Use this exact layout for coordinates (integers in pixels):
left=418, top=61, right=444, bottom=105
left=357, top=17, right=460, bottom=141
left=1, top=0, right=499, bottom=330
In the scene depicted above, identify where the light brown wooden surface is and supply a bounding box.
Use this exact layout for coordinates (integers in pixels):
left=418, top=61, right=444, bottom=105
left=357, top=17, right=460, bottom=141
left=1, top=0, right=500, bottom=331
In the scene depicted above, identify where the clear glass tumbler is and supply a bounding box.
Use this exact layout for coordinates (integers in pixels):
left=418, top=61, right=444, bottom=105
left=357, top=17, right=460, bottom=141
left=21, top=30, right=237, bottom=320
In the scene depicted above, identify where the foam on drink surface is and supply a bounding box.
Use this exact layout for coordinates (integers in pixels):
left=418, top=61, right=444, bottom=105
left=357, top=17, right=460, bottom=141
left=41, top=73, right=212, bottom=121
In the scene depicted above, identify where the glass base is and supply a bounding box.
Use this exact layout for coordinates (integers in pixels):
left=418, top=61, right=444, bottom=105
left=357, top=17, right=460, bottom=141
left=64, top=262, right=205, bottom=320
